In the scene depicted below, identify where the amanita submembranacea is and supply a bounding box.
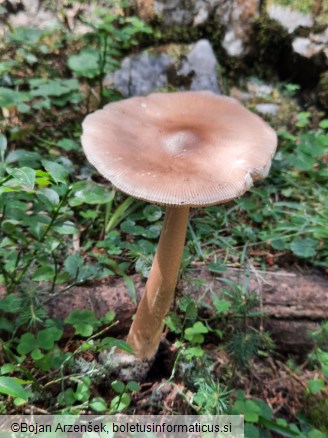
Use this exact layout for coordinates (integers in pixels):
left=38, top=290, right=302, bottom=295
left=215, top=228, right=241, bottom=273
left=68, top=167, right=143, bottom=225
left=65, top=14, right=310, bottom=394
left=81, top=91, right=277, bottom=373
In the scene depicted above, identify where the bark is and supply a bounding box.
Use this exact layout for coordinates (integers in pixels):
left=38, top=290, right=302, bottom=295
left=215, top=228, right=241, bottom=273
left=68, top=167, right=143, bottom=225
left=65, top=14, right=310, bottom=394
left=43, top=267, right=328, bottom=353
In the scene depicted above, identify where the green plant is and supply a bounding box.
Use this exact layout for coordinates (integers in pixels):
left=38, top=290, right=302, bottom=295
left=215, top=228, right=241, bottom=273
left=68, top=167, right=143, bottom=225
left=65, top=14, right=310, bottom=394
left=0, top=302, right=135, bottom=412
left=0, top=0, right=327, bottom=425
left=192, top=380, right=230, bottom=415
left=67, top=3, right=152, bottom=106
left=109, top=379, right=140, bottom=414
left=232, top=390, right=326, bottom=438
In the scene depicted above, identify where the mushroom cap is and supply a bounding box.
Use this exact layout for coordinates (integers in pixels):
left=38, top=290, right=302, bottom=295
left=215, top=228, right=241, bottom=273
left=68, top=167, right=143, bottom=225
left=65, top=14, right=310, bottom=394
left=81, top=91, right=277, bottom=207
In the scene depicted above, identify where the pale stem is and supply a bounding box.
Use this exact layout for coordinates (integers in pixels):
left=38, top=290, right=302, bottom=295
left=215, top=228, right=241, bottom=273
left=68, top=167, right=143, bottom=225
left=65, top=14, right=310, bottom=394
left=127, top=205, right=190, bottom=360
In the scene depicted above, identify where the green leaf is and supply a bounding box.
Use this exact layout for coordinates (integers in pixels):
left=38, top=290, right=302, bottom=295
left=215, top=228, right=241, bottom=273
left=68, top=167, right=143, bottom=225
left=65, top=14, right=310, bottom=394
left=65, top=309, right=100, bottom=337
left=42, top=160, right=69, bottom=183
left=17, top=333, right=36, bottom=355
left=290, top=238, right=317, bottom=258
left=89, top=397, right=107, bottom=412
left=166, top=313, right=183, bottom=334
left=121, top=220, right=145, bottom=236
left=53, top=220, right=78, bottom=235
left=57, top=388, right=76, bottom=407
left=253, top=399, right=273, bottom=420
left=31, top=349, right=44, bottom=360
left=57, top=138, right=79, bottom=151
left=32, top=266, right=56, bottom=281
left=17, top=103, right=30, bottom=113
left=37, top=327, right=63, bottom=350
left=190, top=321, right=208, bottom=334
left=287, top=151, right=315, bottom=171
left=207, top=262, right=227, bottom=274
left=75, top=377, right=90, bottom=402
left=110, top=393, right=131, bottom=413
left=143, top=205, right=162, bottom=222
left=67, top=49, right=100, bottom=78
left=0, top=134, right=7, bottom=153
left=100, top=337, right=134, bottom=354
left=30, top=79, right=79, bottom=97
left=0, top=295, right=22, bottom=313
left=183, top=346, right=204, bottom=359
left=37, top=188, right=60, bottom=207
left=0, top=377, right=28, bottom=400
left=101, top=310, right=116, bottom=324
left=9, top=27, right=44, bottom=44
left=65, top=309, right=99, bottom=326
left=271, top=238, right=286, bottom=250
left=319, top=119, right=328, bottom=129
left=7, top=167, right=35, bottom=188
left=0, top=87, right=29, bottom=108
left=211, top=296, right=231, bottom=314
left=64, top=253, right=83, bottom=278
left=6, top=149, right=41, bottom=167
left=35, top=346, right=69, bottom=372
left=126, top=381, right=141, bottom=392
left=244, top=424, right=260, bottom=438
left=123, top=274, right=136, bottom=304
left=74, top=324, right=94, bottom=337
left=233, top=399, right=261, bottom=423
left=184, top=322, right=208, bottom=343
left=299, top=133, right=327, bottom=158
left=70, top=181, right=114, bottom=206
left=307, top=379, right=325, bottom=394
left=111, top=380, right=125, bottom=394
left=0, top=364, right=17, bottom=375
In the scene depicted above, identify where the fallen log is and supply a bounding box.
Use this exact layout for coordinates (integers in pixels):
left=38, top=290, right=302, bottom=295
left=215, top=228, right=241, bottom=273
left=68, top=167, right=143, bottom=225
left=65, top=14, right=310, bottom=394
left=44, top=267, right=328, bottom=353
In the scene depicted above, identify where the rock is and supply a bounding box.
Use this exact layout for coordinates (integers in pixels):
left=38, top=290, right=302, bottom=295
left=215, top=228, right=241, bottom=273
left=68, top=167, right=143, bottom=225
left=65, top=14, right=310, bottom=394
left=3, top=0, right=58, bottom=29
left=292, top=28, right=328, bottom=59
left=106, top=51, right=173, bottom=97
left=255, top=103, right=279, bottom=116
left=177, top=40, right=221, bottom=93
left=105, top=39, right=221, bottom=97
left=134, top=0, right=261, bottom=57
left=0, top=0, right=95, bottom=33
left=267, top=4, right=313, bottom=34
left=247, top=81, right=273, bottom=97
left=99, top=348, right=153, bottom=381
left=222, top=29, right=244, bottom=57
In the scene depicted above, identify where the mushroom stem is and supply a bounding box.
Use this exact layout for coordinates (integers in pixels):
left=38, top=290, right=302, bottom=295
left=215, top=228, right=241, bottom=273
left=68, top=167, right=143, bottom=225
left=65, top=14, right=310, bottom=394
left=127, top=205, right=190, bottom=360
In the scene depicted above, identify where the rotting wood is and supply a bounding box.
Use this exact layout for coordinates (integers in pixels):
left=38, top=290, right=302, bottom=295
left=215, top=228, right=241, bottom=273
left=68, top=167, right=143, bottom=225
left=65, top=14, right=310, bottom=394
left=42, top=267, right=328, bottom=353
left=1, top=268, right=327, bottom=352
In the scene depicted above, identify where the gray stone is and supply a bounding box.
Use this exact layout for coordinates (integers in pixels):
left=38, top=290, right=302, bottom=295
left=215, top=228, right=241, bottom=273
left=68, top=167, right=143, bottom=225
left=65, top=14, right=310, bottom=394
left=222, top=29, right=244, bottom=57
left=267, top=4, right=313, bottom=34
left=178, top=39, right=221, bottom=93
left=292, top=28, right=328, bottom=60
left=1, top=0, right=97, bottom=34
left=135, top=0, right=261, bottom=57
left=106, top=51, right=172, bottom=97
left=247, top=82, right=273, bottom=98
left=105, top=39, right=221, bottom=97
left=4, top=0, right=58, bottom=30
left=255, top=103, right=279, bottom=116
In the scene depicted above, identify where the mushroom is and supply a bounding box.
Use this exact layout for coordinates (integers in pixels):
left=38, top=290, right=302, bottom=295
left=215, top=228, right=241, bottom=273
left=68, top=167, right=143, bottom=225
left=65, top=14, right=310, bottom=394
left=81, top=91, right=277, bottom=362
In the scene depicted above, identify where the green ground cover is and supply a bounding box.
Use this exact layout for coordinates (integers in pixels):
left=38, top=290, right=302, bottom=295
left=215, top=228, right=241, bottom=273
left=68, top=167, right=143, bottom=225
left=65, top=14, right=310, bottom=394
left=0, top=2, right=327, bottom=437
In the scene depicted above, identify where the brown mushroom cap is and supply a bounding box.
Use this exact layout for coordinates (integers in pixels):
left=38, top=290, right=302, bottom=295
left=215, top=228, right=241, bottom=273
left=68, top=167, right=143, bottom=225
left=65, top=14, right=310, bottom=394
left=81, top=91, right=277, bottom=207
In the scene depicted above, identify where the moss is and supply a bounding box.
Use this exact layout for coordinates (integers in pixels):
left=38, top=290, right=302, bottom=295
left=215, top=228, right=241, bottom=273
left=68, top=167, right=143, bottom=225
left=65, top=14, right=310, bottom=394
left=267, top=0, right=328, bottom=24
left=246, top=15, right=293, bottom=80
left=266, top=0, right=313, bottom=15
left=303, top=393, right=328, bottom=434
left=317, top=72, right=328, bottom=110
